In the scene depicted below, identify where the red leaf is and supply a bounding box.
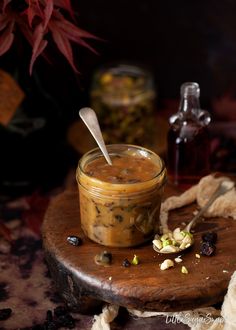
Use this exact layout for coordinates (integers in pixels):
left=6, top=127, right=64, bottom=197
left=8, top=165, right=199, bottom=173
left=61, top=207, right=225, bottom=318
left=2, top=0, right=11, bottom=13
left=50, top=21, right=79, bottom=73
left=26, top=0, right=43, bottom=26
left=0, top=15, right=9, bottom=31
left=54, top=0, right=75, bottom=20
left=43, top=0, right=53, bottom=30
left=18, top=18, right=34, bottom=45
left=67, top=33, right=98, bottom=54
left=29, top=23, right=47, bottom=74
left=53, top=12, right=100, bottom=40
left=49, top=15, right=100, bottom=54
left=0, top=21, right=14, bottom=56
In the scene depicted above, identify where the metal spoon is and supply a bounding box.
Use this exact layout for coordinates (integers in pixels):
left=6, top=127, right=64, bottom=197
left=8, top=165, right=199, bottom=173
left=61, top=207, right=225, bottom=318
left=153, top=180, right=235, bottom=254
left=79, top=107, right=112, bottom=165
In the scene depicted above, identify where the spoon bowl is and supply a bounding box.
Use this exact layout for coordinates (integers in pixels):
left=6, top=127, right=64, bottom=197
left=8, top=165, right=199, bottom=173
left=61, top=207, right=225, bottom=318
left=153, top=180, right=235, bottom=254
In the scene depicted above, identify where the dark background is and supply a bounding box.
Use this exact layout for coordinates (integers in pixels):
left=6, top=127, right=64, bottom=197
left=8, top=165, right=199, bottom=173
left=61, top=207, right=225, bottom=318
left=10, top=0, right=235, bottom=116
left=1, top=0, right=236, bottom=195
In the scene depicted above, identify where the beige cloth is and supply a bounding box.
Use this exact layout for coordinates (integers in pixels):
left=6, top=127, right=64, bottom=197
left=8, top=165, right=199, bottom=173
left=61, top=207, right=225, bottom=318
left=92, top=304, right=119, bottom=330
left=92, top=174, right=236, bottom=330
left=160, top=174, right=236, bottom=233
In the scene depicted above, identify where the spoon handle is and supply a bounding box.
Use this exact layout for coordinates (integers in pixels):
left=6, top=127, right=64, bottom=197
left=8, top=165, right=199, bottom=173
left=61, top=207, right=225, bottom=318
left=185, top=181, right=234, bottom=232
left=79, top=107, right=112, bottom=165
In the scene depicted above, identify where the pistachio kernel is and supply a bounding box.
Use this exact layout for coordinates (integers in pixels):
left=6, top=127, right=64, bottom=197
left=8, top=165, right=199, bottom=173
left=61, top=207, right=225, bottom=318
left=94, top=251, right=112, bottom=266
left=181, top=266, right=188, bottom=274
left=131, top=254, right=139, bottom=265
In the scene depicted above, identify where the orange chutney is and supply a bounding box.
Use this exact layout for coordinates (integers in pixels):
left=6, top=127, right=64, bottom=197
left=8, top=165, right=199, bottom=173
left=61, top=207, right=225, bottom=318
left=77, top=145, right=166, bottom=247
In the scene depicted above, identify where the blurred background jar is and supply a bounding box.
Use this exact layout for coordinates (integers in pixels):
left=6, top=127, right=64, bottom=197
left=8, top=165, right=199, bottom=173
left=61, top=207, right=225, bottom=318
left=90, top=63, right=156, bottom=147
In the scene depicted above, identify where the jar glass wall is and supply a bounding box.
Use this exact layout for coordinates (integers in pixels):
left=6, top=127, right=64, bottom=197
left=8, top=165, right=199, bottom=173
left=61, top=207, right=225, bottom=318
left=76, top=144, right=166, bottom=247
left=90, top=64, right=156, bottom=147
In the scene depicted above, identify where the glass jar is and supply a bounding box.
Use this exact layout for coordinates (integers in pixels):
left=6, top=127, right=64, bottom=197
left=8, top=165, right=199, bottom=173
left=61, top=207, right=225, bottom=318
left=76, top=144, right=166, bottom=247
left=90, top=64, right=156, bottom=147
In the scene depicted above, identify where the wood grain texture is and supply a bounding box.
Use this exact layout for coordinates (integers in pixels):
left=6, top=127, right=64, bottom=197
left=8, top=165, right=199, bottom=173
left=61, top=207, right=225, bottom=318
left=42, top=185, right=236, bottom=312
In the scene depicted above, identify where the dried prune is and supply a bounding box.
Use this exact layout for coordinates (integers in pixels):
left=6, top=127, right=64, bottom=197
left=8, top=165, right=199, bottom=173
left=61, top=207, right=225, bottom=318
left=200, top=241, right=216, bottom=256
left=67, top=236, right=82, bottom=246
left=122, top=259, right=131, bottom=267
left=0, top=308, right=12, bottom=321
left=202, top=232, right=217, bottom=244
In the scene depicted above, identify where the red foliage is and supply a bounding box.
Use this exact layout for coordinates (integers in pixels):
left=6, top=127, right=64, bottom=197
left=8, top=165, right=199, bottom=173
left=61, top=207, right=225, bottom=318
left=0, top=0, right=99, bottom=74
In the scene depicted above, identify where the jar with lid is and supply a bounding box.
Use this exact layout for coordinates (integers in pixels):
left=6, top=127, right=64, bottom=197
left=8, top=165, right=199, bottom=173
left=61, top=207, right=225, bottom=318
left=167, top=82, right=211, bottom=185
left=76, top=144, right=166, bottom=247
left=90, top=64, right=156, bottom=147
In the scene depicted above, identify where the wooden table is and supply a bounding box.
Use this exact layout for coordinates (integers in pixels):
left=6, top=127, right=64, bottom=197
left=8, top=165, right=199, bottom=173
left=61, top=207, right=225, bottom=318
left=42, top=185, right=236, bottom=314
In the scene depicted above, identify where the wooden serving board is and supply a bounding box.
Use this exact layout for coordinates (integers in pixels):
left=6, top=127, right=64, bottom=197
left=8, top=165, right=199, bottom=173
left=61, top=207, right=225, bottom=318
left=42, top=186, right=236, bottom=313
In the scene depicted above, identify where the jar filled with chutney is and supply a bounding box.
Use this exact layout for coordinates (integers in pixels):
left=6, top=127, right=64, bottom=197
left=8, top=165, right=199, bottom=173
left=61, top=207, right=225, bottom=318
left=90, top=64, right=156, bottom=147
left=76, top=144, right=166, bottom=247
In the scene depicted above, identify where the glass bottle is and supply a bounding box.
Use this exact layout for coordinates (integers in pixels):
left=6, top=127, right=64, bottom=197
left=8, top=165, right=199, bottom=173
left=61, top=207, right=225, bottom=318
left=167, top=82, right=211, bottom=185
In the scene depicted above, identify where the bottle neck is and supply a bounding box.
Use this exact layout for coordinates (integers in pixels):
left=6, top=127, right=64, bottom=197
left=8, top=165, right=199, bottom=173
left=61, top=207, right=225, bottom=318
left=179, top=94, right=200, bottom=114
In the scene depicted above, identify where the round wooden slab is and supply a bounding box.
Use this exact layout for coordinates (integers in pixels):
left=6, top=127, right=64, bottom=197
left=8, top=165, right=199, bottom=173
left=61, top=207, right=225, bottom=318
left=42, top=186, right=236, bottom=313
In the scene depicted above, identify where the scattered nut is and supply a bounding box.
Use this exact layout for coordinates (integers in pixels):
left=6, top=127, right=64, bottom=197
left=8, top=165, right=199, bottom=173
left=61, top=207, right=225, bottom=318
left=174, top=257, right=183, bottom=263
left=94, top=251, right=112, bottom=266
left=181, top=266, right=188, bottom=274
left=152, top=239, right=162, bottom=250
left=160, top=245, right=178, bottom=253
left=153, top=229, right=193, bottom=253
left=131, top=255, right=139, bottom=265
left=195, top=254, right=200, bottom=259
left=160, top=259, right=174, bottom=270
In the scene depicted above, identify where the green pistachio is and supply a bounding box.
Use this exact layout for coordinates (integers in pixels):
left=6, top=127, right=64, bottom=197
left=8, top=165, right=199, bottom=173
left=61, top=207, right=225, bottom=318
left=131, top=254, right=139, bottom=265
left=162, top=239, right=172, bottom=247
left=180, top=231, right=193, bottom=238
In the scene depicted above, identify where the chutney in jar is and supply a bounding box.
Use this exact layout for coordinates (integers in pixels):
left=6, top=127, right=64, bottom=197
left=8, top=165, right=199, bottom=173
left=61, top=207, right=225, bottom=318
left=76, top=144, right=166, bottom=247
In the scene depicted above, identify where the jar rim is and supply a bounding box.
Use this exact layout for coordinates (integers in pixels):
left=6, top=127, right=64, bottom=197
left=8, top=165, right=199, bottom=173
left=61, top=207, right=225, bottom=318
left=77, top=144, right=166, bottom=188
left=92, top=64, right=155, bottom=97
